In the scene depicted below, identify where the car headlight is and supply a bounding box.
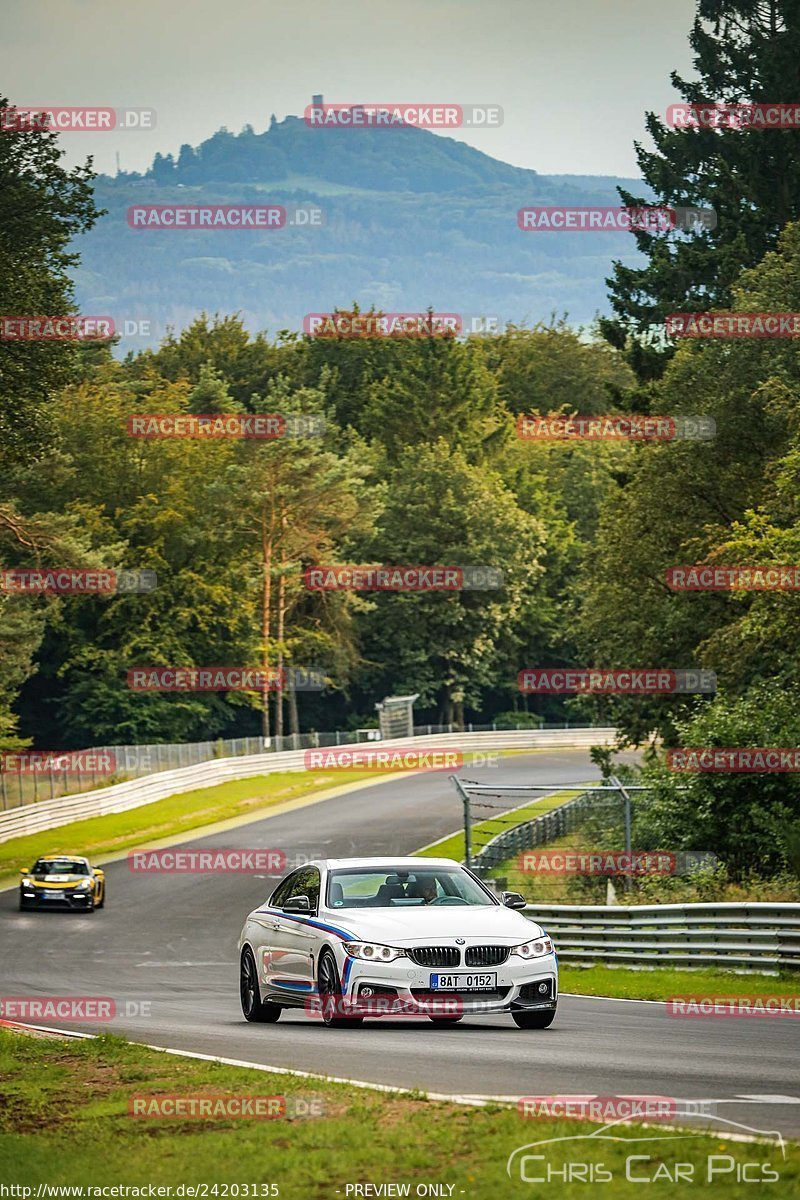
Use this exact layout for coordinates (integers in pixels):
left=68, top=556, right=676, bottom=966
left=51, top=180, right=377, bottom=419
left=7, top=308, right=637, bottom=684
left=75, top=880, right=92, bottom=891
left=21, top=878, right=34, bottom=887
left=511, top=935, right=553, bottom=959
left=344, top=942, right=407, bottom=963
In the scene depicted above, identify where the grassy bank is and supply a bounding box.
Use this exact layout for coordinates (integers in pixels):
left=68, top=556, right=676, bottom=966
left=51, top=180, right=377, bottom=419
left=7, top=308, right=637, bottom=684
left=417, top=788, right=578, bottom=862
left=493, top=824, right=800, bottom=906
left=0, top=768, right=388, bottom=883
left=559, top=963, right=800, bottom=1001
left=0, top=1029, right=795, bottom=1197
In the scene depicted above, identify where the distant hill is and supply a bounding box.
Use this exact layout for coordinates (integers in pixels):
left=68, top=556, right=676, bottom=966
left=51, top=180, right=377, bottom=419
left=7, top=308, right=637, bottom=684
left=72, top=106, right=652, bottom=351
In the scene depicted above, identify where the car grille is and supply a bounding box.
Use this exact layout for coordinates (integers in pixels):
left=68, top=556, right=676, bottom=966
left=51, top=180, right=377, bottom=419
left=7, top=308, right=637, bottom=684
left=464, top=945, right=509, bottom=967
left=409, top=946, right=460, bottom=968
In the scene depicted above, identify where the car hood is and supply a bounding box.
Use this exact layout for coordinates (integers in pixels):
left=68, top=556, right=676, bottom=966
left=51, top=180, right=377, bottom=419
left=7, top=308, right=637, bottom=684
left=321, top=905, right=543, bottom=944
left=32, top=873, right=88, bottom=884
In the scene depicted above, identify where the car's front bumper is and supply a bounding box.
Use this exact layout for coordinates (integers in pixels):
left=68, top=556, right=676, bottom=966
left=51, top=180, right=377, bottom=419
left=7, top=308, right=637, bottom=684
left=20, top=888, right=94, bottom=910
left=340, top=952, right=558, bottom=1015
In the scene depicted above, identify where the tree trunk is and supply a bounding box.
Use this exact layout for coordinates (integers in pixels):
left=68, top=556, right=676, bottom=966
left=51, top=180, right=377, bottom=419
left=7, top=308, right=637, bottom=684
left=288, top=679, right=300, bottom=738
left=274, top=521, right=287, bottom=740
left=260, top=516, right=273, bottom=741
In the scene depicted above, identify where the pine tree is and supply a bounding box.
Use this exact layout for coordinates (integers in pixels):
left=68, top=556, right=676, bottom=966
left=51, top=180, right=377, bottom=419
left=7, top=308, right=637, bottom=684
left=602, top=0, right=800, bottom=381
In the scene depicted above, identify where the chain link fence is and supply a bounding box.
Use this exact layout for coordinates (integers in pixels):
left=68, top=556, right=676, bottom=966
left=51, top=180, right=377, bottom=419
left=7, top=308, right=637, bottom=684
left=472, top=789, right=607, bottom=874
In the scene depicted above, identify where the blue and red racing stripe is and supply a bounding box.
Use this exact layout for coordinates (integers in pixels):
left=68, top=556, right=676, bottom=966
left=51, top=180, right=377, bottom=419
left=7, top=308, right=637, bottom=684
left=256, top=910, right=357, bottom=942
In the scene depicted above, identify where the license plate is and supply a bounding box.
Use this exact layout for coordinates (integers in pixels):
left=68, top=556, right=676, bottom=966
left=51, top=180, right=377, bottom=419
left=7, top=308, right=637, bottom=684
left=44, top=891, right=65, bottom=899
left=430, top=973, right=496, bottom=991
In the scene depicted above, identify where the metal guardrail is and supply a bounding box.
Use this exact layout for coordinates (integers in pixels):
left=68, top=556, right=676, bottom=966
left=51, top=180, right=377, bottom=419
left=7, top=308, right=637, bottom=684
left=0, top=722, right=611, bottom=809
left=0, top=728, right=617, bottom=844
left=525, top=902, right=800, bottom=971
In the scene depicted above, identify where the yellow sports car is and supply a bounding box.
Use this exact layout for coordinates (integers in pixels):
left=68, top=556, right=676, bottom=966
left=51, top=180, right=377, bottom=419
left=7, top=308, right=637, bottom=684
left=19, top=854, right=106, bottom=912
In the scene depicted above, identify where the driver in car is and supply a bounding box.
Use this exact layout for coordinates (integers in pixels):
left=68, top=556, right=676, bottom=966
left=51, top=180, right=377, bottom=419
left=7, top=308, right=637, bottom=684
left=415, top=877, right=439, bottom=903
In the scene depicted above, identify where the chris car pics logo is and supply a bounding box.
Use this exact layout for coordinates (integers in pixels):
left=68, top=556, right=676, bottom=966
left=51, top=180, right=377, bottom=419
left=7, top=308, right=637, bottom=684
left=506, top=1112, right=785, bottom=1185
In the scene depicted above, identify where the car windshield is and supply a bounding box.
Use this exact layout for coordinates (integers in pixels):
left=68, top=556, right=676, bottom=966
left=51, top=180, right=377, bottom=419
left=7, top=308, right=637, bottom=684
left=31, top=859, right=89, bottom=875
left=327, top=867, right=493, bottom=909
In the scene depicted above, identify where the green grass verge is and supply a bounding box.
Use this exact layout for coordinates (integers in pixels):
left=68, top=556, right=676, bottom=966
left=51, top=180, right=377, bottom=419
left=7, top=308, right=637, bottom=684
left=417, top=788, right=579, bottom=862
left=488, top=824, right=610, bottom=902
left=0, top=1028, right=795, bottom=1197
left=559, top=963, right=800, bottom=1001
left=0, top=769, right=389, bottom=883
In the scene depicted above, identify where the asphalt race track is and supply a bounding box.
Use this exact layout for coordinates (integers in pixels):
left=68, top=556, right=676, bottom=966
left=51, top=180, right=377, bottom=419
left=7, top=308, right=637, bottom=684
left=2, top=749, right=799, bottom=1138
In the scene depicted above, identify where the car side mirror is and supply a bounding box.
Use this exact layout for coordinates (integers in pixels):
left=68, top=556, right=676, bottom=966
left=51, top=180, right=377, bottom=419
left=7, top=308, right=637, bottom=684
left=501, top=891, right=527, bottom=910
left=282, top=894, right=311, bottom=913
left=19, top=869, right=27, bottom=875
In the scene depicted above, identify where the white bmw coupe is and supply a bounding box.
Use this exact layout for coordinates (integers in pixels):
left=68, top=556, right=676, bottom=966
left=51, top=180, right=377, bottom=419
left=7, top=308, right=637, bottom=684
left=238, top=856, right=557, bottom=1028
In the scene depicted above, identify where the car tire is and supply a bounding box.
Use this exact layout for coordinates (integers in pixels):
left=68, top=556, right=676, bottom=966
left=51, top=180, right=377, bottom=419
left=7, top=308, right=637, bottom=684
left=512, top=1008, right=556, bottom=1029
left=428, top=1016, right=463, bottom=1025
left=240, top=947, right=281, bottom=1023
left=318, top=948, right=362, bottom=1028
left=96, top=886, right=105, bottom=909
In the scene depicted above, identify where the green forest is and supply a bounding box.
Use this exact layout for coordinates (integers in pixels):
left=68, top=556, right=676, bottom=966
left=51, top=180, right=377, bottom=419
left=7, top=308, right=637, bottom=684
left=2, top=0, right=800, bottom=890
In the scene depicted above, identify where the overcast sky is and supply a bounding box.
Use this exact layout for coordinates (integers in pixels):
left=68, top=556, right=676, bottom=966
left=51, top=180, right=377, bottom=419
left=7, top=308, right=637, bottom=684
left=3, top=0, right=699, bottom=178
